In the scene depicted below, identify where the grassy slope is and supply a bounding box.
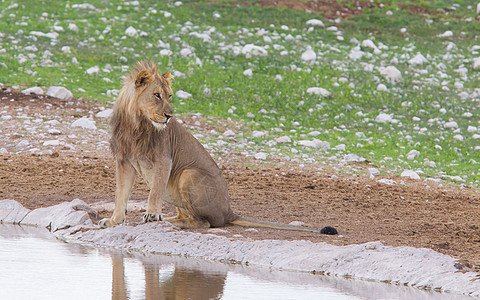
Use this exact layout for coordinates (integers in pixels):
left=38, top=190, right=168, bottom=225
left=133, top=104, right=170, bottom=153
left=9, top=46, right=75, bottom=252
left=1, top=0, right=480, bottom=184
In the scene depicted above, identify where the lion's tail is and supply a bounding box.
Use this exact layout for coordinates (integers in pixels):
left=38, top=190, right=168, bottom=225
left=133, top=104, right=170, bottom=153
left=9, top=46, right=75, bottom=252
left=229, top=216, right=338, bottom=235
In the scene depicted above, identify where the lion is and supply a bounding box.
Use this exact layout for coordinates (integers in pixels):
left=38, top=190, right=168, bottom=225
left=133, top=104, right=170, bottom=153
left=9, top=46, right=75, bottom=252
left=99, top=61, right=337, bottom=235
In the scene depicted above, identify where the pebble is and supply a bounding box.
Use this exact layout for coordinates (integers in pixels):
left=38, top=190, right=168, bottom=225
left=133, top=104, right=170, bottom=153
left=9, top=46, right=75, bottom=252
left=252, top=131, right=266, bottom=138
left=46, top=86, right=73, bottom=101
left=22, top=87, right=44, bottom=95
left=95, top=109, right=113, bottom=118
left=380, top=66, right=402, bottom=83
left=276, top=136, right=291, bottom=143
left=71, top=117, right=96, bottom=130
left=176, top=90, right=192, bottom=99
left=401, top=169, right=420, bottom=180
left=306, top=87, right=330, bottom=97
left=306, top=19, right=324, bottom=27
left=254, top=152, right=267, bottom=160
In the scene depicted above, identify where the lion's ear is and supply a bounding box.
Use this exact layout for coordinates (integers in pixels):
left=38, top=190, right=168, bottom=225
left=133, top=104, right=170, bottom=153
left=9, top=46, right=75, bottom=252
left=162, top=71, right=172, bottom=86
left=135, top=70, right=153, bottom=88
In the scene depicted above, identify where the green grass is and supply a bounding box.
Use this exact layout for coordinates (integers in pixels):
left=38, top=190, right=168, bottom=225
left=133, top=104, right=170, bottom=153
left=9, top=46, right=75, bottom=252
left=1, top=0, right=480, bottom=184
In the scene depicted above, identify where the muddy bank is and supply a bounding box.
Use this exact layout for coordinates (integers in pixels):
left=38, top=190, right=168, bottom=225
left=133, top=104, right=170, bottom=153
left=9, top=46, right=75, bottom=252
left=0, top=199, right=479, bottom=297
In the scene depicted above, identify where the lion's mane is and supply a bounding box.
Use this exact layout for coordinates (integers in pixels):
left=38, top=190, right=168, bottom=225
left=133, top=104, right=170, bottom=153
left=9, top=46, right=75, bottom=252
left=109, top=61, right=161, bottom=160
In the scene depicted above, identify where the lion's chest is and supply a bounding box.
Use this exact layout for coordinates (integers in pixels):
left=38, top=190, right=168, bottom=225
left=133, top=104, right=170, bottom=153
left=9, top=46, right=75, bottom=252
left=132, top=158, right=155, bottom=187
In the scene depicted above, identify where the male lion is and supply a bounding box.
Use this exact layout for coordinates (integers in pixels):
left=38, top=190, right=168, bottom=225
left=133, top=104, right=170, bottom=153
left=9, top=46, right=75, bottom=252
left=99, top=61, right=337, bottom=235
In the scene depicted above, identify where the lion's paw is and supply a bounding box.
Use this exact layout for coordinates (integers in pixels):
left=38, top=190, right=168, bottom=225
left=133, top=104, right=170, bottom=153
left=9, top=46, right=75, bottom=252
left=99, top=218, right=124, bottom=228
left=143, top=213, right=162, bottom=223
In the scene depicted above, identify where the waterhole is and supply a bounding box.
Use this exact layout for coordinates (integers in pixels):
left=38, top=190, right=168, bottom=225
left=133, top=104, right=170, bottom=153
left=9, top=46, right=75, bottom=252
left=0, top=224, right=470, bottom=300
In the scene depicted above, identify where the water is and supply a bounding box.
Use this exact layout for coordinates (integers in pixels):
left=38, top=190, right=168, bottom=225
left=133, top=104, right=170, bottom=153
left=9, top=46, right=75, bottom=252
left=0, top=224, right=471, bottom=300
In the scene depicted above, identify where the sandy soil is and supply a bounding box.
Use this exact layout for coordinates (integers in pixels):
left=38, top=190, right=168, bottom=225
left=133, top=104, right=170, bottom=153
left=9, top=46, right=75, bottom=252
left=1, top=87, right=479, bottom=269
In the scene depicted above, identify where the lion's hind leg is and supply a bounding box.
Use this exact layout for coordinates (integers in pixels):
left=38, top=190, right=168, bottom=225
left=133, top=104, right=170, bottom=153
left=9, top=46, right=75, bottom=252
left=166, top=216, right=210, bottom=229
left=163, top=207, right=188, bottom=222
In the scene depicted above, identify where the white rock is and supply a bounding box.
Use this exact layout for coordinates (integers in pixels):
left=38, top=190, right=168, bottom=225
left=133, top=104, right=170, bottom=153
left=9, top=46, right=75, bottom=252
left=276, top=136, right=291, bottom=143
left=380, top=66, right=402, bottom=83
left=180, top=48, right=193, bottom=57
left=289, top=221, right=305, bottom=226
left=252, top=131, right=266, bottom=138
left=477, top=2, right=480, bottom=14
left=22, top=87, right=44, bottom=95
left=86, top=66, right=100, bottom=75
left=16, top=140, right=29, bottom=149
left=438, top=30, right=453, bottom=38
left=308, top=131, right=321, bottom=136
left=444, top=121, right=458, bottom=129
left=176, top=90, right=192, bottom=99
left=424, top=160, right=436, bottom=168
left=21, top=199, right=96, bottom=231
left=375, top=113, right=394, bottom=123
left=96, top=108, right=113, bottom=118
left=473, top=134, right=480, bottom=139
left=301, top=49, right=316, bottom=63
left=377, top=179, right=396, bottom=185
left=406, top=150, right=420, bottom=160
left=71, top=117, right=96, bottom=130
left=334, top=144, right=346, bottom=151
left=46, top=86, right=73, bottom=101
left=125, top=26, right=138, bottom=37
left=0, top=200, right=31, bottom=224
left=377, top=84, right=387, bottom=91
left=349, top=47, right=364, bottom=60
left=408, top=53, right=427, bottom=66
left=343, top=154, right=366, bottom=162
left=306, top=19, right=324, bottom=27
left=254, top=152, right=267, bottom=160
left=203, top=88, right=211, bottom=97
left=473, top=57, right=480, bottom=70
left=223, top=130, right=235, bottom=137
left=243, top=69, right=253, bottom=76
left=401, top=170, right=420, bottom=180
left=47, top=129, right=62, bottom=135
left=241, top=44, right=268, bottom=57
left=72, top=3, right=96, bottom=9
left=361, top=39, right=381, bottom=54
left=467, top=126, right=478, bottom=133
left=306, top=87, right=330, bottom=97
left=368, top=168, right=380, bottom=177
left=453, top=134, right=464, bottom=141
left=160, top=49, right=173, bottom=56
left=68, top=23, right=79, bottom=32
left=43, top=140, right=60, bottom=146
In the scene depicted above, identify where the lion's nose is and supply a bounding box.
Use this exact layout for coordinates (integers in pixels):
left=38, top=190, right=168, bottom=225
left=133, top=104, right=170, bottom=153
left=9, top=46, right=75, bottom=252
left=164, top=113, right=172, bottom=120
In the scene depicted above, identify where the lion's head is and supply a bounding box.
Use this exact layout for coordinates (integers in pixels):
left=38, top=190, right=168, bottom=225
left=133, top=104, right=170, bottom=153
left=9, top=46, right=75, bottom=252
left=110, top=61, right=174, bottom=159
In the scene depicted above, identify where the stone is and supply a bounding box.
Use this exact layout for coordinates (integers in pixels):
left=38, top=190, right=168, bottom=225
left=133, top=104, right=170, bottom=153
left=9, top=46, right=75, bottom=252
left=46, top=86, right=73, bottom=101
left=21, top=199, right=97, bottom=231
left=306, top=19, right=324, bottom=27
left=0, top=200, right=31, bottom=224
left=401, top=170, right=421, bottom=180
left=380, top=66, right=402, bottom=83
left=71, top=117, right=97, bottom=130
left=306, top=87, right=330, bottom=97
left=95, top=108, right=113, bottom=118
left=22, top=87, right=44, bottom=95
left=254, top=152, right=267, bottom=160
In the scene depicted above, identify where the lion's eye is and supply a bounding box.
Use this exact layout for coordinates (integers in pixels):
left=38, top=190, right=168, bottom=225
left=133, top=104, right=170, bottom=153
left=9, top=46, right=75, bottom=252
left=168, top=94, right=172, bottom=100
left=153, top=92, right=161, bottom=100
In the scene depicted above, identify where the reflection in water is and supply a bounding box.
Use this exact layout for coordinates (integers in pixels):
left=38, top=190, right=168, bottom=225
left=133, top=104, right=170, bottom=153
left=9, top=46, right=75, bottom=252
left=0, top=224, right=473, bottom=300
left=111, top=254, right=226, bottom=300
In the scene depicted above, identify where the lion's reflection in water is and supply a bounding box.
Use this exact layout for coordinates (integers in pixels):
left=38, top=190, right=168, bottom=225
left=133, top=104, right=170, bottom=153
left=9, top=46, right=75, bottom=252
left=111, top=253, right=226, bottom=300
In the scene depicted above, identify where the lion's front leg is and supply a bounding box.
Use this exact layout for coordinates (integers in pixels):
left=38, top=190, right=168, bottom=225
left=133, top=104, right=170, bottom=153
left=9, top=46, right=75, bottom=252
left=99, top=158, right=136, bottom=228
left=143, top=157, right=172, bottom=223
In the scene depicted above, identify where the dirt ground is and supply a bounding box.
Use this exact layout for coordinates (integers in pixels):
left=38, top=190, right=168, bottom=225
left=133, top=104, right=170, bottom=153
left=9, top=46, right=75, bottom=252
left=1, top=87, right=479, bottom=270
